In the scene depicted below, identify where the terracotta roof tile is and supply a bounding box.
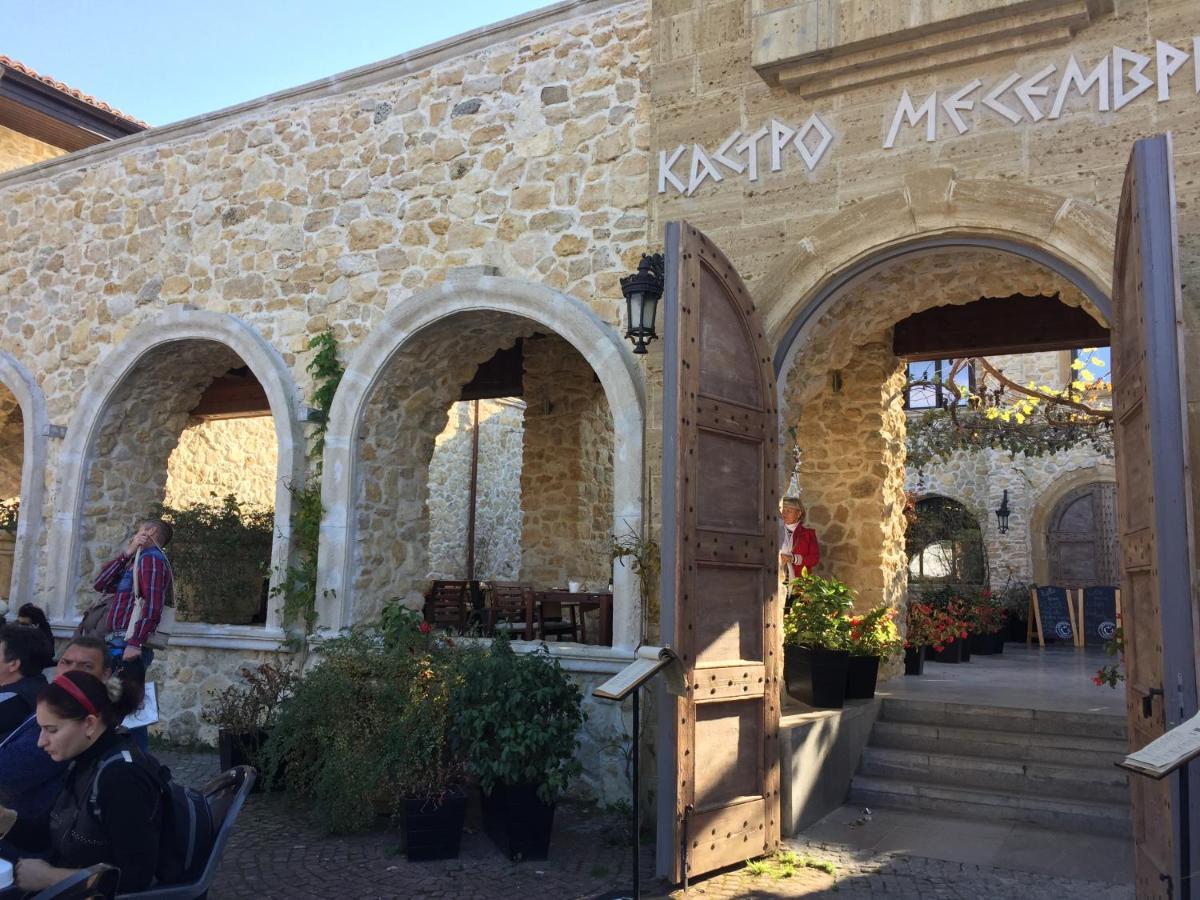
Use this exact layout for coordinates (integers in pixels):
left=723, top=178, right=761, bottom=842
left=0, top=55, right=148, bottom=129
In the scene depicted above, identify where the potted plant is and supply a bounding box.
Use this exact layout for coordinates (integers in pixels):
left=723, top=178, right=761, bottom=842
left=262, top=622, right=473, bottom=860
left=845, top=605, right=903, bottom=699
left=782, top=572, right=854, bottom=708
left=999, top=581, right=1032, bottom=643
left=904, top=601, right=960, bottom=672
left=453, top=636, right=585, bottom=860
left=202, top=662, right=299, bottom=792
left=967, top=589, right=1007, bottom=655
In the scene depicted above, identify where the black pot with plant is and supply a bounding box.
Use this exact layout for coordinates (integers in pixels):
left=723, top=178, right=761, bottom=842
left=844, top=604, right=903, bottom=700
left=782, top=573, right=854, bottom=709
left=454, top=636, right=585, bottom=860
left=202, top=663, right=299, bottom=793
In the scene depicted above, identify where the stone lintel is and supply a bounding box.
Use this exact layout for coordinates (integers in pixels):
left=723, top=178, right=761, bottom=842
left=752, top=0, right=1114, bottom=97
left=445, top=265, right=502, bottom=284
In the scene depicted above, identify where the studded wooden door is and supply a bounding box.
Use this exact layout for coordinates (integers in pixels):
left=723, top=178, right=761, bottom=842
left=655, top=221, right=781, bottom=883
left=1112, top=133, right=1198, bottom=898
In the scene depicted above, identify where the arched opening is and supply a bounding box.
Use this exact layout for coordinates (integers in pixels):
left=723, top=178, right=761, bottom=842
left=1045, top=482, right=1119, bottom=588
left=1028, top=464, right=1117, bottom=586
left=49, top=310, right=305, bottom=633
left=0, top=352, right=48, bottom=611
left=319, top=276, right=644, bottom=650
left=906, top=495, right=987, bottom=586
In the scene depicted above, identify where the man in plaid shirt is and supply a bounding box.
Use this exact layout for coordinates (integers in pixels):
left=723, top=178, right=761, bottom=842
left=92, top=518, right=173, bottom=664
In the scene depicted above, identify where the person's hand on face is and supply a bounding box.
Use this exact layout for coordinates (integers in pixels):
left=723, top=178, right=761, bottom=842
left=124, top=524, right=156, bottom=556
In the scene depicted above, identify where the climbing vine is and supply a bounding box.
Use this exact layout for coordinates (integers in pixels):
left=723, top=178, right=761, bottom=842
left=272, top=329, right=344, bottom=637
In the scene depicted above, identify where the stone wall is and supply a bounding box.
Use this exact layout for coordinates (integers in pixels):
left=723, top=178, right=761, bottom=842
left=0, top=125, right=63, bottom=174
left=521, top=334, right=615, bottom=591
left=163, top=416, right=278, bottom=512
left=791, top=342, right=907, bottom=614
left=427, top=398, right=525, bottom=580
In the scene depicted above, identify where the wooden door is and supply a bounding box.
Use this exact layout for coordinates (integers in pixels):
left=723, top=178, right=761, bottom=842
left=655, top=221, right=781, bottom=882
left=1112, top=132, right=1198, bottom=898
left=1047, top=483, right=1119, bottom=587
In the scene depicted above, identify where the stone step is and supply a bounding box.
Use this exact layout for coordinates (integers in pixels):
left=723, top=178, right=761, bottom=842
left=858, top=746, right=1130, bottom=803
left=848, top=775, right=1131, bottom=836
left=870, top=720, right=1128, bottom=768
left=879, top=698, right=1127, bottom=741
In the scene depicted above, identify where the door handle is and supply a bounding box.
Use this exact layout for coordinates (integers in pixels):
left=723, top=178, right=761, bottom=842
left=1142, top=686, right=1164, bottom=718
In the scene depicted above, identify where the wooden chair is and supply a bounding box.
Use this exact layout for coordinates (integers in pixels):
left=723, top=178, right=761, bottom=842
left=537, top=597, right=579, bottom=642
left=424, top=580, right=470, bottom=633
left=485, top=582, right=535, bottom=640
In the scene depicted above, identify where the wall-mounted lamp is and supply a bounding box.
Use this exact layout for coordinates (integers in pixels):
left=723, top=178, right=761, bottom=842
left=620, top=253, right=664, bottom=354
left=995, top=489, right=1011, bottom=535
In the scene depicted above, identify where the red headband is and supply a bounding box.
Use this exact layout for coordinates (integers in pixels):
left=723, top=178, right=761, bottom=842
left=53, top=675, right=99, bottom=718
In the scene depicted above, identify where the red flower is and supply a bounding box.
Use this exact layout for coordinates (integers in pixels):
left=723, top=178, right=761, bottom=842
left=418, top=621, right=431, bottom=634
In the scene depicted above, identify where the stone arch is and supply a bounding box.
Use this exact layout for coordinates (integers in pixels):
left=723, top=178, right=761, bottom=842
left=767, top=182, right=1115, bottom=619
left=318, top=274, right=645, bottom=649
left=0, top=351, right=48, bottom=608
left=1030, top=463, right=1117, bottom=586
left=48, top=308, right=306, bottom=629
left=906, top=493, right=987, bottom=586
left=761, top=169, right=1116, bottom=372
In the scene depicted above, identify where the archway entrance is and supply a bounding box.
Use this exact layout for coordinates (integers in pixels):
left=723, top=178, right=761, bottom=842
left=1046, top=482, right=1119, bottom=588
left=318, top=275, right=644, bottom=650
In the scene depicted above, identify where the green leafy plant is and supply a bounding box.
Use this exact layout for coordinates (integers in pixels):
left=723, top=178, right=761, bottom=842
left=453, top=636, right=586, bottom=804
left=745, top=849, right=834, bottom=880
left=270, top=478, right=326, bottom=637
left=611, top=522, right=660, bottom=632
left=0, top=498, right=17, bottom=534
left=848, top=604, right=903, bottom=661
left=782, top=572, right=854, bottom=650
left=157, top=494, right=273, bottom=624
left=1094, top=622, right=1125, bottom=689
left=262, top=621, right=475, bottom=833
left=305, top=328, right=344, bottom=468
left=201, top=663, right=299, bottom=771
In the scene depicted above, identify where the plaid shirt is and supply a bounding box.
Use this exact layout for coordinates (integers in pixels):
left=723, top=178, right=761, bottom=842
left=93, top=549, right=172, bottom=647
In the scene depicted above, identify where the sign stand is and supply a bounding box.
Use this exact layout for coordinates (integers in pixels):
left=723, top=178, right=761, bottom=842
left=1118, top=710, right=1200, bottom=899
left=592, top=646, right=681, bottom=900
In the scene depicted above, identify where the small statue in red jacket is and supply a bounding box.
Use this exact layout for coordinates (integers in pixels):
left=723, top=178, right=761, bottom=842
left=779, top=496, right=820, bottom=582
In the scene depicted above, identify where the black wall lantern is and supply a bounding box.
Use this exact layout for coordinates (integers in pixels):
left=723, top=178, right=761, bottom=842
left=620, top=253, right=664, bottom=354
left=995, top=489, right=1011, bottom=534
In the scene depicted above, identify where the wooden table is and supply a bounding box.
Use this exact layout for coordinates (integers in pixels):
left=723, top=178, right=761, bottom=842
left=535, top=590, right=613, bottom=645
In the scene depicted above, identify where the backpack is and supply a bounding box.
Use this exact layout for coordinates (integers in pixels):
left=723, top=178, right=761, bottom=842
left=89, top=753, right=215, bottom=885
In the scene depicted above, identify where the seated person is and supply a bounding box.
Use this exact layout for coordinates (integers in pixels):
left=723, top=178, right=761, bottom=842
left=0, top=638, right=112, bottom=820
left=0, top=626, right=49, bottom=741
left=0, top=669, right=160, bottom=895
left=14, top=604, right=55, bottom=670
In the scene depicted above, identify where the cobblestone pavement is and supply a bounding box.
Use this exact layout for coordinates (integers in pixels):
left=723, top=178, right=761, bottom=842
left=158, top=749, right=1135, bottom=899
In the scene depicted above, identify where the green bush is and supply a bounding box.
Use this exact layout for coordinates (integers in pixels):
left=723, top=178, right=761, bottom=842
left=262, top=616, right=477, bottom=834
left=782, top=572, right=855, bottom=650
left=158, top=494, right=273, bottom=624
left=453, top=636, right=586, bottom=804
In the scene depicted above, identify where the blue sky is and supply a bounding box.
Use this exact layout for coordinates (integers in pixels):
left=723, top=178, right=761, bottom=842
left=3, top=0, right=549, bottom=126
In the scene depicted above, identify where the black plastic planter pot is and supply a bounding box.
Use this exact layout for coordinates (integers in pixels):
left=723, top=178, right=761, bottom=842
left=925, top=642, right=965, bottom=664
left=969, top=633, right=995, bottom=655
left=482, top=783, right=556, bottom=860
left=402, top=786, right=467, bottom=861
left=845, top=655, right=881, bottom=699
left=903, top=646, right=925, bottom=675
left=784, top=645, right=850, bottom=708
left=218, top=728, right=280, bottom=793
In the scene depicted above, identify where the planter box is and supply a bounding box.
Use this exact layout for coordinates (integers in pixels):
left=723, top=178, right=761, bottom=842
left=402, top=786, right=467, bottom=861
left=784, top=645, right=850, bottom=709
left=971, top=632, right=1005, bottom=655
left=925, top=642, right=966, bottom=664
left=903, top=646, right=925, bottom=676
left=845, top=655, right=880, bottom=699
left=482, top=783, right=556, bottom=860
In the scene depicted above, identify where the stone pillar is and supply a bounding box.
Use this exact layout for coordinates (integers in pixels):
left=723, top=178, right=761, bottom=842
left=791, top=342, right=908, bottom=614
left=520, top=335, right=614, bottom=591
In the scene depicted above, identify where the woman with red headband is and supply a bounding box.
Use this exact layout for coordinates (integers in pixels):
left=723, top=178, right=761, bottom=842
left=0, top=669, right=161, bottom=894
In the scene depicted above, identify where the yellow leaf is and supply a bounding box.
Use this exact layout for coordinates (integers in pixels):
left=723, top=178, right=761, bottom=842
left=1081, top=370, right=1095, bottom=383
left=1015, top=412, right=1026, bottom=424
left=1071, top=359, right=1086, bottom=370
left=986, top=408, right=1000, bottom=420
left=1071, top=380, right=1086, bottom=391
left=1000, top=411, right=1011, bottom=422
left=1022, top=403, right=1034, bottom=415
left=1090, top=355, right=1105, bottom=367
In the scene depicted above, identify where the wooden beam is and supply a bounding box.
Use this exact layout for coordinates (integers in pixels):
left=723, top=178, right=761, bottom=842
left=189, top=373, right=271, bottom=420
left=893, top=293, right=1109, bottom=360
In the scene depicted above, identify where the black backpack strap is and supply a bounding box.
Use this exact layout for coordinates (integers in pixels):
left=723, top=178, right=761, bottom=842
left=87, top=750, right=134, bottom=822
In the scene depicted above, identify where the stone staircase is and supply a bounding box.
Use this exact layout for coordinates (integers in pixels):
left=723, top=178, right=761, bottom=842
left=847, top=697, right=1132, bottom=836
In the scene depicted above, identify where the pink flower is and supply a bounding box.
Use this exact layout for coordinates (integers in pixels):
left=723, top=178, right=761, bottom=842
left=418, top=621, right=432, bottom=634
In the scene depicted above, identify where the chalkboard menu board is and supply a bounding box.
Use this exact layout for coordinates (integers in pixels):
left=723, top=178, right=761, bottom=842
left=1034, top=586, right=1074, bottom=642
left=1080, top=586, right=1118, bottom=646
